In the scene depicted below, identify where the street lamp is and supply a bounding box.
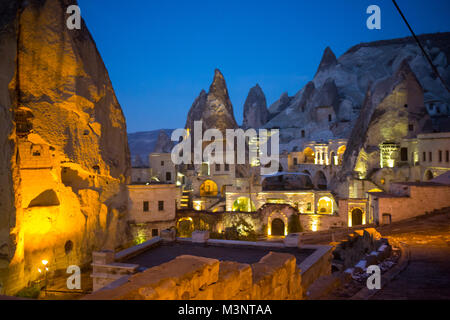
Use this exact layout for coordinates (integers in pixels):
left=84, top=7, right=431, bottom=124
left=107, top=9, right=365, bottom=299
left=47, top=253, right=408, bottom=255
left=40, top=260, right=49, bottom=297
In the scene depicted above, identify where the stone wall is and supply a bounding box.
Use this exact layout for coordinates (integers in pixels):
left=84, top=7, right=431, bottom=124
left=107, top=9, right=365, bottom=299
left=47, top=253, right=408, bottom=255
left=372, top=183, right=450, bottom=224
left=85, top=251, right=303, bottom=300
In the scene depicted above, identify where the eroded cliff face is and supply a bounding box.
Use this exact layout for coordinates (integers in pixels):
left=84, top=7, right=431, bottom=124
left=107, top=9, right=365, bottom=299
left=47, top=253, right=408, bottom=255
left=0, top=0, right=131, bottom=294
left=330, top=60, right=431, bottom=197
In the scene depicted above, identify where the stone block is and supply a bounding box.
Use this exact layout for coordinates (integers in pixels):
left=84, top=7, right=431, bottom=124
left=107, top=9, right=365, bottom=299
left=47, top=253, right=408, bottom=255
left=160, top=228, right=176, bottom=242
left=93, top=250, right=115, bottom=265
left=192, top=230, right=210, bottom=243
left=284, top=233, right=302, bottom=247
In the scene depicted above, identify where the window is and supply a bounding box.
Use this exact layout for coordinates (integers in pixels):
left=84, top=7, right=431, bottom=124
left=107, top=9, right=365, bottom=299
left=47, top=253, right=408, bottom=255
left=152, top=229, right=158, bottom=237
left=293, top=158, right=298, bottom=165
left=32, top=151, right=41, bottom=156
left=446, top=151, right=449, bottom=163
left=166, top=172, right=171, bottom=181
left=382, top=213, right=392, bottom=225
left=408, top=124, right=414, bottom=131
left=143, top=201, right=149, bottom=212
left=215, top=164, right=220, bottom=171
left=301, top=130, right=305, bottom=138
left=429, top=152, right=432, bottom=162
left=423, top=152, right=426, bottom=162
left=400, top=148, right=408, bottom=161
left=158, top=201, right=164, bottom=211
left=439, top=150, right=442, bottom=162
left=224, top=164, right=230, bottom=171
left=328, top=114, right=332, bottom=122
left=404, top=104, right=408, bottom=108
left=307, top=202, right=312, bottom=211
left=161, top=161, right=164, bottom=166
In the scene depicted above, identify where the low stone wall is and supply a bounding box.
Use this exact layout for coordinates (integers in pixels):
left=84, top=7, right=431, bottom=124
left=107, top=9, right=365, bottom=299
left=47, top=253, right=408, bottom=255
left=85, top=252, right=303, bottom=300
left=299, top=245, right=333, bottom=293
left=91, top=237, right=162, bottom=291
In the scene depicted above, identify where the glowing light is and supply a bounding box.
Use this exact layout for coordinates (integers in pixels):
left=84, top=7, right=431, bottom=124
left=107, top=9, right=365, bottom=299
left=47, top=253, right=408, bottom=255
left=193, top=200, right=203, bottom=211
left=41, top=260, right=48, bottom=266
left=317, top=196, right=333, bottom=214
left=387, top=159, right=395, bottom=168
left=38, top=268, right=42, bottom=273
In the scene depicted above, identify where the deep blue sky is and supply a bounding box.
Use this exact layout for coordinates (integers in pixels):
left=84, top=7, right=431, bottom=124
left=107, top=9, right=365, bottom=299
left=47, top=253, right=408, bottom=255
left=77, top=0, right=450, bottom=133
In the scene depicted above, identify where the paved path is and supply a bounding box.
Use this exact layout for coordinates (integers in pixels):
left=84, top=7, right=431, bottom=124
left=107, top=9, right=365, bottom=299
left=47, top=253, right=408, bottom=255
left=371, top=212, right=450, bottom=300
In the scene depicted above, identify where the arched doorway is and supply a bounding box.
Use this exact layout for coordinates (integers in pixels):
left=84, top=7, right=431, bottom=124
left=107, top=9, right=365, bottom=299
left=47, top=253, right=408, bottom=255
left=177, top=218, right=194, bottom=237
left=314, top=171, right=328, bottom=190
left=200, top=180, right=218, bottom=196
left=425, top=170, right=434, bottom=181
left=271, top=218, right=285, bottom=236
left=351, top=208, right=363, bottom=226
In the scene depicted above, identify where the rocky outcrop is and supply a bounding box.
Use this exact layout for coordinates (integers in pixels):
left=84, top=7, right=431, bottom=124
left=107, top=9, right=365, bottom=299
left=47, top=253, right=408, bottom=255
left=315, top=47, right=337, bottom=75
left=330, top=60, right=431, bottom=195
left=264, top=32, right=450, bottom=148
left=268, top=92, right=293, bottom=118
left=0, top=0, right=130, bottom=294
left=185, top=69, right=238, bottom=132
left=153, top=130, right=174, bottom=153
left=242, top=84, right=269, bottom=129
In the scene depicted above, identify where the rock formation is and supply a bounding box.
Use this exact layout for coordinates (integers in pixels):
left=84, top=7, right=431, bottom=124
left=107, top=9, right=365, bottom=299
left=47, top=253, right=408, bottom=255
left=264, top=33, right=450, bottom=149
left=154, top=130, right=174, bottom=153
left=185, top=69, right=238, bottom=132
left=242, top=84, right=269, bottom=129
left=0, top=0, right=130, bottom=294
left=315, top=47, right=338, bottom=76
left=268, top=92, right=293, bottom=119
left=330, top=60, right=432, bottom=196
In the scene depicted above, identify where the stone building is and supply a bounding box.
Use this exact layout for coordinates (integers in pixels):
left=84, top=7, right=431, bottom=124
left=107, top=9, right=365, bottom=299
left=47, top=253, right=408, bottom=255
left=127, top=184, right=179, bottom=242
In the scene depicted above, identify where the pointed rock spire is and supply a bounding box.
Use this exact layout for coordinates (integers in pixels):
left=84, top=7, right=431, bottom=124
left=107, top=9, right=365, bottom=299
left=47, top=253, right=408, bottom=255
left=315, top=47, right=337, bottom=75
left=243, top=84, right=269, bottom=129
left=185, top=69, right=238, bottom=133
left=242, top=84, right=267, bottom=127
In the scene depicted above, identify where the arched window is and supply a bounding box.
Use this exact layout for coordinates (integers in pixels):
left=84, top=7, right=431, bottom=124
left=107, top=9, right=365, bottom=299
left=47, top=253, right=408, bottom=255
left=303, top=147, right=314, bottom=163
left=200, top=180, right=218, bottom=197
left=317, top=196, right=333, bottom=214
left=337, top=145, right=346, bottom=165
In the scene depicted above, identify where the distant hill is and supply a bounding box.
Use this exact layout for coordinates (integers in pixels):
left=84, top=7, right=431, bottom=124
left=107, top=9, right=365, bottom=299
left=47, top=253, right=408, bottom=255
left=128, top=129, right=174, bottom=166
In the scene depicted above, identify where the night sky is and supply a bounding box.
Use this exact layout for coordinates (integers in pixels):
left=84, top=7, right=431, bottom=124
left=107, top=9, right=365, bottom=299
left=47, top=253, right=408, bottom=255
left=77, top=0, right=450, bottom=133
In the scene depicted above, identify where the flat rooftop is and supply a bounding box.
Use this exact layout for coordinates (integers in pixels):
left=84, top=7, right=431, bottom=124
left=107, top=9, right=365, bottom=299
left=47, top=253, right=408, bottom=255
left=125, top=241, right=315, bottom=269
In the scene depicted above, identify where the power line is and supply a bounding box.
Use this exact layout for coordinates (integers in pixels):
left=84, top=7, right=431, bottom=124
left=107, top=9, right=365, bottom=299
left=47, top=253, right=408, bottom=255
left=392, top=0, right=450, bottom=93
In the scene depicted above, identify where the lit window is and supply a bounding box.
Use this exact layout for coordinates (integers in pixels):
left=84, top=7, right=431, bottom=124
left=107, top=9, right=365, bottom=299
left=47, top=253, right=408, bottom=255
left=317, top=197, right=333, bottom=214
